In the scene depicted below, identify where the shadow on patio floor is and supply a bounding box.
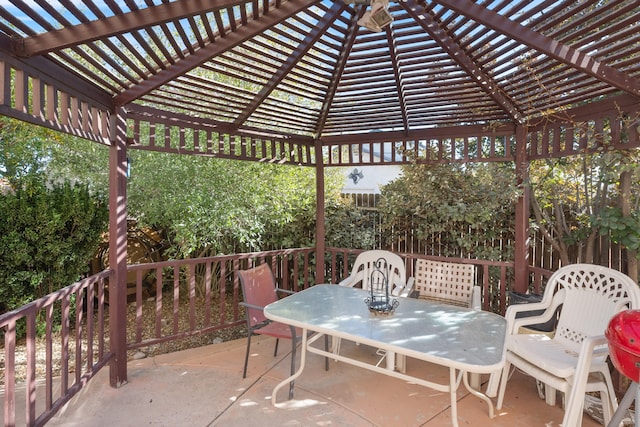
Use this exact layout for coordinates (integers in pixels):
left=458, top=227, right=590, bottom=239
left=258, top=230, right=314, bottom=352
left=45, top=336, right=603, bottom=427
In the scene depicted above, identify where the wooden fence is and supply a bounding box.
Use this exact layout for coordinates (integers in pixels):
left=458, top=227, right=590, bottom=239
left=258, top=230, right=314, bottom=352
left=342, top=194, right=628, bottom=274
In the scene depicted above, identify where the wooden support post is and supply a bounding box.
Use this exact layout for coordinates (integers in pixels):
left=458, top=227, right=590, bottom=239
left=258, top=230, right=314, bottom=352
left=108, top=108, right=128, bottom=386
left=315, top=140, right=325, bottom=284
left=513, top=125, right=530, bottom=293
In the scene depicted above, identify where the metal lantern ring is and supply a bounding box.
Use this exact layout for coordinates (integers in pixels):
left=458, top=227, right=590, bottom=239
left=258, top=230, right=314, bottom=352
left=364, top=257, right=399, bottom=315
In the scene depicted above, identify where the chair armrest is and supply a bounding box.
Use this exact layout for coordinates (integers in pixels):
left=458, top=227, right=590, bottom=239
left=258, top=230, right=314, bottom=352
left=584, top=335, right=610, bottom=358
left=399, top=276, right=414, bottom=298
left=239, top=301, right=271, bottom=331
left=239, top=301, right=265, bottom=311
left=471, top=285, right=481, bottom=310
left=505, top=300, right=549, bottom=321
left=276, top=288, right=294, bottom=296
left=338, top=276, right=356, bottom=287
left=506, top=301, right=559, bottom=334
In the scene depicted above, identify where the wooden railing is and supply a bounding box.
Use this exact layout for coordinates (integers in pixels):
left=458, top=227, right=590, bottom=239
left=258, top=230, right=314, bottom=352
left=0, top=270, right=113, bottom=427
left=124, top=248, right=316, bottom=351
left=527, top=265, right=554, bottom=295
left=0, top=247, right=553, bottom=426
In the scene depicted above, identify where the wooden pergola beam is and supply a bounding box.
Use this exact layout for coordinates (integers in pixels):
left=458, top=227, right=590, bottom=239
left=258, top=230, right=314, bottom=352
left=114, top=0, right=318, bottom=106
left=386, top=24, right=410, bottom=135
left=13, top=0, right=251, bottom=57
left=434, top=0, right=640, bottom=97
left=232, top=0, right=346, bottom=129
left=402, top=0, right=525, bottom=124
left=314, top=6, right=365, bottom=138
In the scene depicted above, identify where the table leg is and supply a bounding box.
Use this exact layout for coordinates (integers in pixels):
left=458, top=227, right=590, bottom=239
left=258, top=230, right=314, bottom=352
left=386, top=351, right=395, bottom=371
left=271, top=328, right=308, bottom=406
left=469, top=372, right=480, bottom=389
left=449, top=368, right=459, bottom=427
left=462, top=371, right=495, bottom=419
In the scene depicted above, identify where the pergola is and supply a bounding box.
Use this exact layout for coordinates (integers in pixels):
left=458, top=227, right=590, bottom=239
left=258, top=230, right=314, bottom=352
left=1, top=0, right=639, bottom=389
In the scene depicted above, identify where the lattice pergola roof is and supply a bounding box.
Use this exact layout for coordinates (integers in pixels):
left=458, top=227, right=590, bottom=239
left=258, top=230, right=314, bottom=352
left=1, top=0, right=638, bottom=149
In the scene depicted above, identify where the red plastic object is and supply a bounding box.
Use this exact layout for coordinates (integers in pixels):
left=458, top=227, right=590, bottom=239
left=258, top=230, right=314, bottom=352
left=606, top=310, right=640, bottom=382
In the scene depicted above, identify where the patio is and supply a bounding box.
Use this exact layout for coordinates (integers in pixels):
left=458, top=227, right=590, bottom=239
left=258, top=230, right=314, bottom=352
left=38, top=336, right=602, bottom=427
left=1, top=1, right=639, bottom=425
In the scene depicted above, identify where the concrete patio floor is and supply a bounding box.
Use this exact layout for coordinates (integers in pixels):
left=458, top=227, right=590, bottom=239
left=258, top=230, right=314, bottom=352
left=45, top=336, right=605, bottom=427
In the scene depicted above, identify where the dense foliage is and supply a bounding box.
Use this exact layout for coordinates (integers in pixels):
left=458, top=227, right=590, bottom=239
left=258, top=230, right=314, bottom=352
left=124, top=150, right=348, bottom=258
left=0, top=180, right=108, bottom=313
left=378, top=162, right=519, bottom=261
left=529, top=149, right=640, bottom=278
left=1, top=117, right=363, bottom=262
left=0, top=118, right=109, bottom=314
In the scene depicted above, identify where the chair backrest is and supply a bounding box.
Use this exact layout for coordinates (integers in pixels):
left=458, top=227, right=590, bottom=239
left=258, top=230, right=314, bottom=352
left=238, top=263, right=278, bottom=327
left=348, top=250, right=407, bottom=297
left=413, top=259, right=476, bottom=307
left=544, top=264, right=640, bottom=358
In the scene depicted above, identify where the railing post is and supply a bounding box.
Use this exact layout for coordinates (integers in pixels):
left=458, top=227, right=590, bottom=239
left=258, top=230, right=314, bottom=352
left=108, top=107, right=128, bottom=386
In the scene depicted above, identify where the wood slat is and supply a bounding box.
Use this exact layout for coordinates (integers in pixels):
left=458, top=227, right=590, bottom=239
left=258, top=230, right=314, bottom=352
left=0, top=0, right=638, bottom=150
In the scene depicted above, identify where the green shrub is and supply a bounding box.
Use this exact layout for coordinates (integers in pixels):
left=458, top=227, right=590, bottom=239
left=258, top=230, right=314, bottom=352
left=0, top=180, right=108, bottom=315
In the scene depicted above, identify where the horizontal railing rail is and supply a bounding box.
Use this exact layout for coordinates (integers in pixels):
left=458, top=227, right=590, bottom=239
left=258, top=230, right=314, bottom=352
left=526, top=265, right=554, bottom=294
left=0, top=270, right=113, bottom=427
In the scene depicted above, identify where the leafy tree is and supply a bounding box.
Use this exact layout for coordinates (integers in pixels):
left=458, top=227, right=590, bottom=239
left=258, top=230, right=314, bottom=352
left=0, top=116, right=110, bottom=194
left=45, top=136, right=110, bottom=196
left=531, top=148, right=640, bottom=279
left=0, top=117, right=64, bottom=188
left=530, top=150, right=640, bottom=264
left=529, top=155, right=602, bottom=266
left=378, top=161, right=519, bottom=260
left=126, top=150, right=346, bottom=258
left=324, top=196, right=377, bottom=250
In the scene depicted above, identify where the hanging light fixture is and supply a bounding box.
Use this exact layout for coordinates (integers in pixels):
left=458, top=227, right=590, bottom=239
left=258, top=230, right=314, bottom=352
left=357, top=0, right=393, bottom=32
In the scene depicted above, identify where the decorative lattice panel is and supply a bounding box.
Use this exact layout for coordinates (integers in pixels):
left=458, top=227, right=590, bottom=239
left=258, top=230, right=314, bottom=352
left=413, top=260, right=475, bottom=307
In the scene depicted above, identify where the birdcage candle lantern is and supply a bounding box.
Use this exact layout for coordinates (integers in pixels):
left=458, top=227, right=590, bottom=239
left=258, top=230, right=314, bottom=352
left=364, top=257, right=399, bottom=315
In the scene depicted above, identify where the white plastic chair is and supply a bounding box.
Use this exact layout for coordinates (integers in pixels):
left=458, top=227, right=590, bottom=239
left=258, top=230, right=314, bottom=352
left=494, top=264, right=640, bottom=427
left=338, top=250, right=410, bottom=297
left=334, top=250, right=410, bottom=371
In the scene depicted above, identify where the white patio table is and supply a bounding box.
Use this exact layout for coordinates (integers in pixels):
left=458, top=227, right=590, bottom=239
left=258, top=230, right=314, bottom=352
left=264, top=284, right=506, bottom=427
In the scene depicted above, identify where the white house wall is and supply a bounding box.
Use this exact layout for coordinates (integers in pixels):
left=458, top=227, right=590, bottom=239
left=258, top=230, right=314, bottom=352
left=342, top=165, right=402, bottom=194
